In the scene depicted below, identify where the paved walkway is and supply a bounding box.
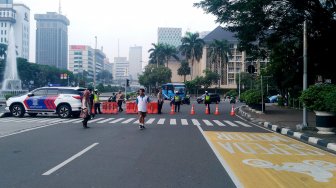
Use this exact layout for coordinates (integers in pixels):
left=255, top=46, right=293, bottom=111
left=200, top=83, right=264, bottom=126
left=238, top=103, right=336, bottom=152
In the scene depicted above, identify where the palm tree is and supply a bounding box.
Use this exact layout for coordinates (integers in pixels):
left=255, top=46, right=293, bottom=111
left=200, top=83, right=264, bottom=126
left=162, top=44, right=179, bottom=67
left=208, top=39, right=231, bottom=86
left=177, top=60, right=191, bottom=82
left=148, top=43, right=165, bottom=67
left=180, top=32, right=205, bottom=80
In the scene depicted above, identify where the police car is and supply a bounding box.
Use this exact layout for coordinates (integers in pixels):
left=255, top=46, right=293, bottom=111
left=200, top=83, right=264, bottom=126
left=5, top=87, right=85, bottom=118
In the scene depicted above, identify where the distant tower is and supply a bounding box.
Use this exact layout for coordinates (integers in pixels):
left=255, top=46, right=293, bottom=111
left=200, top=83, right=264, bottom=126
left=35, top=12, right=70, bottom=69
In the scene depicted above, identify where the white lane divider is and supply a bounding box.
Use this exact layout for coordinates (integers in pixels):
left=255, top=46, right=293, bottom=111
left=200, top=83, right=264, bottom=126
left=42, top=143, right=99, bottom=176
left=62, top=119, right=83, bottom=123
left=224, top=120, right=238, bottom=127
left=235, top=121, right=252, bottom=127
left=213, top=120, right=225, bottom=126
left=109, top=118, right=125, bottom=124
left=97, top=118, right=115, bottom=124
left=203, top=120, right=213, bottom=126
left=192, top=119, right=200, bottom=126
left=181, top=119, right=188, bottom=126
left=157, top=118, right=165, bottom=125
left=170, top=119, right=176, bottom=125
left=87, top=118, right=105, bottom=123
left=122, top=118, right=136, bottom=124
left=145, top=118, right=155, bottom=124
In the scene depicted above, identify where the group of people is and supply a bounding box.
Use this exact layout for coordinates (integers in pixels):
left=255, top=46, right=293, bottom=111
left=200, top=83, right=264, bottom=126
left=81, top=88, right=153, bottom=130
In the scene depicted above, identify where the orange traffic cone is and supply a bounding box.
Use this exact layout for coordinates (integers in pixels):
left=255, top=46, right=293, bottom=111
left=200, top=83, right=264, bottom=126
left=190, top=104, right=195, bottom=115
left=205, top=104, right=210, bottom=114
left=230, top=105, right=235, bottom=116
left=170, top=104, right=175, bottom=115
left=214, top=104, right=220, bottom=115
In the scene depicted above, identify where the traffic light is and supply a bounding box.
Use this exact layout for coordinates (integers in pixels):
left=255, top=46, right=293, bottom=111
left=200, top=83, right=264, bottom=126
left=126, top=79, right=130, bottom=87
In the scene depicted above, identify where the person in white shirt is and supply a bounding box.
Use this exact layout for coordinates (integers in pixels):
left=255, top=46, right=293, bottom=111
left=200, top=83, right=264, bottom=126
left=136, top=88, right=150, bottom=130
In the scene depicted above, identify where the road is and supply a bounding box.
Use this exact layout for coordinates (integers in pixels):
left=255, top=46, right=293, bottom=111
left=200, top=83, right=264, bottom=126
left=0, top=100, right=335, bottom=188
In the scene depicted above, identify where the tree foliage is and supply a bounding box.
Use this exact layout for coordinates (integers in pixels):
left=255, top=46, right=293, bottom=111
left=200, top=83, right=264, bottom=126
left=138, top=64, right=172, bottom=89
left=177, top=60, right=191, bottom=82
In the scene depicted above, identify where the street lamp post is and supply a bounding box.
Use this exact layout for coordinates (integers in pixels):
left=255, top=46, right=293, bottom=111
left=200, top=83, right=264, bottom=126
left=93, top=36, right=97, bottom=89
left=302, top=20, right=308, bottom=127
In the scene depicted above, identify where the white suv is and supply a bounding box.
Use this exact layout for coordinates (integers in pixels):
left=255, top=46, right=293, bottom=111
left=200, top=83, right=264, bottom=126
left=5, top=87, right=85, bottom=118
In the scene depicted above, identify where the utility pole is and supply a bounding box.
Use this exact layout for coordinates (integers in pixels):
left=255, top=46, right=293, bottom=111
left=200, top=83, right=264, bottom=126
left=94, top=36, right=97, bottom=89
left=239, top=71, right=241, bottom=100
left=303, top=20, right=308, bottom=127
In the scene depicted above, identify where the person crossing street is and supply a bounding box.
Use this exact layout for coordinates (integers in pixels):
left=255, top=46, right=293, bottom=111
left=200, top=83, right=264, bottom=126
left=136, top=88, right=150, bottom=130
left=94, top=89, right=102, bottom=114
left=172, top=91, right=181, bottom=112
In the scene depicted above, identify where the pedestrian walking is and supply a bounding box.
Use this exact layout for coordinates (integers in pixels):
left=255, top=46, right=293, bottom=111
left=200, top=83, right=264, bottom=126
left=157, top=89, right=164, bottom=114
left=204, top=91, right=211, bottom=114
left=88, top=88, right=95, bottom=118
left=94, top=89, right=102, bottom=114
left=81, top=89, right=91, bottom=128
left=172, top=91, right=181, bottom=112
left=136, top=88, right=150, bottom=130
left=116, top=90, right=124, bottom=112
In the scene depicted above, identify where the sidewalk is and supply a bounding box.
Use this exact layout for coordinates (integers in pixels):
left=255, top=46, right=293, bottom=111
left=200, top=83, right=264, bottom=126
left=238, top=103, right=336, bottom=153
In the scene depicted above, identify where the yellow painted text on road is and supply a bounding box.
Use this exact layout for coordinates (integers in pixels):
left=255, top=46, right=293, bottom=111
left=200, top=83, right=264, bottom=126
left=204, top=132, right=336, bottom=188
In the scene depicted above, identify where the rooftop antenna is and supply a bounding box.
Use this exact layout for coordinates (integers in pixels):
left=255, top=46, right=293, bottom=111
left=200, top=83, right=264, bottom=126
left=59, top=0, right=62, bottom=14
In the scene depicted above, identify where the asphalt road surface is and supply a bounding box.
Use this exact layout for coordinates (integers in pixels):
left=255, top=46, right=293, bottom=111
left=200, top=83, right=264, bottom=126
left=0, top=100, right=335, bottom=188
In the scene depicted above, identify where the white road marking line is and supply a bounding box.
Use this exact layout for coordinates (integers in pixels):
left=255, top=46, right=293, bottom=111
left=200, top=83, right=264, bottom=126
left=42, top=143, right=99, bottom=176
left=73, top=119, right=84, bottom=123
left=87, top=118, right=105, bottom=123
left=97, top=118, right=115, bottom=124
left=145, top=118, right=155, bottom=124
left=133, top=119, right=140, bottom=124
left=235, top=121, right=252, bottom=127
left=122, top=118, right=136, bottom=124
left=213, top=120, right=225, bottom=126
left=61, top=119, right=82, bottom=123
left=170, top=119, right=176, bottom=125
left=109, top=118, right=125, bottom=124
left=195, top=125, right=243, bottom=188
left=38, top=118, right=60, bottom=123
left=192, top=119, right=200, bottom=126
left=181, top=119, right=188, bottom=126
left=157, top=118, right=165, bottom=125
left=224, top=120, right=238, bottom=127
left=203, top=120, right=213, bottom=126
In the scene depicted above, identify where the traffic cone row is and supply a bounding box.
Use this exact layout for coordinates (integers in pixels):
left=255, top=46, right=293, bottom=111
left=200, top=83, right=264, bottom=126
left=170, top=104, right=175, bottom=115
left=205, top=104, right=209, bottom=114
left=214, top=104, right=219, bottom=115
left=230, top=104, right=235, bottom=116
left=190, top=104, right=195, bottom=115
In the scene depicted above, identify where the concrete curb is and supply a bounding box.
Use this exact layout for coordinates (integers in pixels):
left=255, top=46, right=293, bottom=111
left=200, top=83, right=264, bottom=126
left=238, top=105, right=336, bottom=153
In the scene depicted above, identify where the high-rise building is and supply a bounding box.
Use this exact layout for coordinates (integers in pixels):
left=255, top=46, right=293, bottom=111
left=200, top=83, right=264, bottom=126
left=35, top=12, right=69, bottom=69
left=0, top=1, right=30, bottom=60
left=157, top=27, right=182, bottom=47
left=128, top=46, right=142, bottom=81
left=113, top=57, right=129, bottom=81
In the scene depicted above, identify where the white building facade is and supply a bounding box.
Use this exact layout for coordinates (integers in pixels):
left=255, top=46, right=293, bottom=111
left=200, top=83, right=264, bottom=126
left=0, top=1, right=30, bottom=60
left=113, top=57, right=129, bottom=81
left=128, top=46, right=142, bottom=82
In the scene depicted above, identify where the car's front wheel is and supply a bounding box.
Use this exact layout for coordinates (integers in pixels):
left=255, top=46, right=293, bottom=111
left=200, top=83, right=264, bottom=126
left=10, top=104, right=25, bottom=117
left=57, top=104, right=71, bottom=118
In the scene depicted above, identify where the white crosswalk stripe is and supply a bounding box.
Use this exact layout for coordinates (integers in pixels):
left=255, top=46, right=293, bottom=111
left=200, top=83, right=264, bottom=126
left=0, top=117, right=254, bottom=128
left=146, top=118, right=155, bottom=124
left=213, top=120, right=225, bottom=126
left=122, top=118, right=135, bottom=124
left=109, top=118, right=125, bottom=124
left=224, top=120, right=238, bottom=127
left=157, top=118, right=165, bottom=125
left=235, top=121, right=252, bottom=127
left=97, top=118, right=115, bottom=124
left=181, top=119, right=188, bottom=126
left=192, top=119, right=201, bottom=126
left=203, top=120, right=214, bottom=126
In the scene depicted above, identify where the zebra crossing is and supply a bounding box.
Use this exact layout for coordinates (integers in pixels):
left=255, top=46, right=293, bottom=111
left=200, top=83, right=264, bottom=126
left=0, top=117, right=253, bottom=128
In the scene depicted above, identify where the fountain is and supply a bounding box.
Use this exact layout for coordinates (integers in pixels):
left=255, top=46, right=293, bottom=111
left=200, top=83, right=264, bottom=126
left=0, top=25, right=26, bottom=101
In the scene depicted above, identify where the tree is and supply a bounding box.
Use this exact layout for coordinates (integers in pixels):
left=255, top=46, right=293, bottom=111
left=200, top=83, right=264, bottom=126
left=148, top=43, right=165, bottom=67
left=202, top=69, right=220, bottom=89
left=97, top=70, right=113, bottom=84
left=195, top=0, right=336, bottom=84
left=138, top=64, right=172, bottom=90
left=180, top=32, right=205, bottom=80
left=208, top=39, right=231, bottom=86
left=162, top=44, right=179, bottom=67
left=177, top=60, right=191, bottom=82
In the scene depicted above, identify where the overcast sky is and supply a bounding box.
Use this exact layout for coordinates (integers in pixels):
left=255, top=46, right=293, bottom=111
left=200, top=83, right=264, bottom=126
left=17, top=0, right=219, bottom=63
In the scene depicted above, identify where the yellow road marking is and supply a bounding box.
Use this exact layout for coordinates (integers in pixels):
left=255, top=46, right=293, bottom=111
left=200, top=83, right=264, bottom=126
left=204, top=132, right=336, bottom=188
